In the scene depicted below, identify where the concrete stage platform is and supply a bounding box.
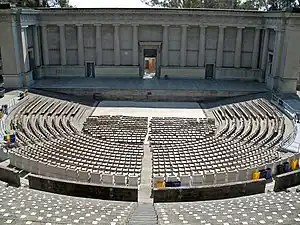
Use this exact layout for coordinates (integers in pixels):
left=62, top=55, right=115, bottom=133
left=92, top=101, right=206, bottom=118
left=32, top=77, right=268, bottom=101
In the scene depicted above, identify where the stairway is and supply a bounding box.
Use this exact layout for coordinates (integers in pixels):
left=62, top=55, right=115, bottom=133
left=127, top=203, right=158, bottom=225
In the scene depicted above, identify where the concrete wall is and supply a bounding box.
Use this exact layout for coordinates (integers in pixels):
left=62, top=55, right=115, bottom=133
left=274, top=169, right=300, bottom=192
left=161, top=67, right=205, bottom=79
left=215, top=68, right=263, bottom=81
left=95, top=66, right=139, bottom=77
left=153, top=179, right=266, bottom=202
left=0, top=165, right=21, bottom=187
left=28, top=174, right=138, bottom=202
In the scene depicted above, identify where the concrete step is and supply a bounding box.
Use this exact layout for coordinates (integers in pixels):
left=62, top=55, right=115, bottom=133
left=127, top=203, right=158, bottom=225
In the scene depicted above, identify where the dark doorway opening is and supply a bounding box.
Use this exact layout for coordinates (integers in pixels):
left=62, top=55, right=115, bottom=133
left=143, top=49, right=157, bottom=79
left=86, top=62, right=95, bottom=78
left=205, top=64, right=214, bottom=79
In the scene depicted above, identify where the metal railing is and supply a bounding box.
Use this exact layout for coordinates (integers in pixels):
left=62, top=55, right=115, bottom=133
left=271, top=94, right=298, bottom=151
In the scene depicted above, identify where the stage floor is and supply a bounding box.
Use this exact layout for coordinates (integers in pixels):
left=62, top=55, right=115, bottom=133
left=32, top=77, right=267, bottom=92
left=92, top=101, right=206, bottom=118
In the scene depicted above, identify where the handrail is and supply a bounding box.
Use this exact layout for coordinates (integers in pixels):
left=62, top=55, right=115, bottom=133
left=271, top=94, right=298, bottom=150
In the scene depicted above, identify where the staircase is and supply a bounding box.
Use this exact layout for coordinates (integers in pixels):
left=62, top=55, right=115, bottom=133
left=127, top=203, right=158, bottom=225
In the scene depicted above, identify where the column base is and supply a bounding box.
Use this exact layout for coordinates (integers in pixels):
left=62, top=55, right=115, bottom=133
left=276, top=77, right=297, bottom=93
left=3, top=74, right=22, bottom=89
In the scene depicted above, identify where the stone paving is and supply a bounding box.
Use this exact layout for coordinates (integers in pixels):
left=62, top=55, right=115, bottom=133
left=0, top=181, right=136, bottom=225
left=155, top=191, right=300, bottom=225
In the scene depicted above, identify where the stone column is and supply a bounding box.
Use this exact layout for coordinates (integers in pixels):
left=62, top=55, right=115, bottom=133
left=272, top=29, right=284, bottom=78
left=113, top=24, right=120, bottom=66
left=180, top=25, right=188, bottom=67
left=59, top=24, right=66, bottom=65
left=95, top=24, right=102, bottom=65
left=198, top=25, right=206, bottom=67
left=33, top=25, right=40, bottom=67
left=234, top=27, right=244, bottom=68
left=132, top=25, right=139, bottom=66
left=20, top=26, right=30, bottom=72
left=77, top=24, right=84, bottom=66
left=162, top=25, right=169, bottom=66
left=260, top=28, right=269, bottom=71
left=251, top=28, right=261, bottom=69
left=216, top=26, right=225, bottom=68
left=41, top=25, right=49, bottom=65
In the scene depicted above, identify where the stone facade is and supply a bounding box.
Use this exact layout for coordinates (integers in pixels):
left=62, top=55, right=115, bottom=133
left=0, top=8, right=300, bottom=93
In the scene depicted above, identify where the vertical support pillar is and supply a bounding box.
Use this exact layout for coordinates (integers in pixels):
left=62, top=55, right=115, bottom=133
left=33, top=25, right=40, bottom=67
left=216, top=26, right=225, bottom=68
left=272, top=29, right=284, bottom=78
left=234, top=27, right=244, bottom=68
left=162, top=25, right=169, bottom=67
left=59, top=24, right=66, bottom=65
left=198, top=25, right=206, bottom=67
left=20, top=26, right=29, bottom=87
left=41, top=25, right=49, bottom=66
left=95, top=24, right=102, bottom=66
left=77, top=24, right=84, bottom=66
left=180, top=25, right=188, bottom=67
left=113, top=24, right=120, bottom=66
left=261, top=28, right=269, bottom=71
left=132, top=25, right=139, bottom=66
left=251, top=28, right=261, bottom=69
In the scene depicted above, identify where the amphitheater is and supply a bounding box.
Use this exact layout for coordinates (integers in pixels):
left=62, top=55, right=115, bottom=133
left=1, top=5, right=300, bottom=225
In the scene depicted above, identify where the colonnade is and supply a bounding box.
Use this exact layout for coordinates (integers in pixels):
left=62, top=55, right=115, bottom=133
left=22, top=24, right=283, bottom=74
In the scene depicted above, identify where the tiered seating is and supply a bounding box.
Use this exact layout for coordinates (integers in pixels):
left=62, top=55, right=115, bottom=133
left=8, top=96, right=147, bottom=186
left=10, top=95, right=85, bottom=145
left=0, top=181, right=135, bottom=225
left=151, top=99, right=287, bottom=186
left=10, top=133, right=143, bottom=186
left=155, top=190, right=300, bottom=225
left=83, top=115, right=148, bottom=144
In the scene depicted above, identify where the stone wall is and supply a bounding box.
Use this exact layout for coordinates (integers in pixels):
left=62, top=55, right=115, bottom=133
left=0, top=165, right=20, bottom=187
left=153, top=179, right=266, bottom=202
left=28, top=174, right=138, bottom=202
left=274, top=169, right=300, bottom=192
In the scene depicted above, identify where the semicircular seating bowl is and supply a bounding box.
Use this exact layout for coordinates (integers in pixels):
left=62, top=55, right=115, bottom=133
left=151, top=98, right=294, bottom=186
left=8, top=94, right=148, bottom=187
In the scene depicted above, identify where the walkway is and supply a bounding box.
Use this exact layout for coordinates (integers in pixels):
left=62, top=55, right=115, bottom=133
left=138, top=144, right=153, bottom=203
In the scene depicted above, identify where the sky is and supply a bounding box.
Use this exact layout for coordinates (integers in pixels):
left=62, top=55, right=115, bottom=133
left=70, top=0, right=150, bottom=8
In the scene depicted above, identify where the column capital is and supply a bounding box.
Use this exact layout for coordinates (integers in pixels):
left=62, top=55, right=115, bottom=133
left=274, top=28, right=285, bottom=32
left=132, top=23, right=139, bottom=27
left=162, top=24, right=170, bottom=27
left=58, top=24, right=65, bottom=27
left=219, top=25, right=226, bottom=29
left=181, top=24, right=189, bottom=27
left=113, top=23, right=120, bottom=27
left=200, top=25, right=207, bottom=28
left=40, top=24, right=47, bottom=28
left=255, top=27, right=263, bottom=30
left=76, top=24, right=83, bottom=27
left=21, top=25, right=28, bottom=29
left=237, top=26, right=245, bottom=29
left=94, top=23, right=102, bottom=27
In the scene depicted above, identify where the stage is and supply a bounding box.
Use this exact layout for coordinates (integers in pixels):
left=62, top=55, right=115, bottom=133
left=31, top=77, right=268, bottom=101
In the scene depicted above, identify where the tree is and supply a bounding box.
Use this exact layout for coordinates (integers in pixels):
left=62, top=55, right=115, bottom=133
left=141, top=0, right=231, bottom=8
left=237, top=0, right=299, bottom=10
left=3, top=0, right=72, bottom=7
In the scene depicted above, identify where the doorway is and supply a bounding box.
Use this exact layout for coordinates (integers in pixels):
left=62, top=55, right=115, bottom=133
left=143, top=49, right=157, bottom=79
left=85, top=61, right=95, bottom=78
left=205, top=64, right=214, bottom=79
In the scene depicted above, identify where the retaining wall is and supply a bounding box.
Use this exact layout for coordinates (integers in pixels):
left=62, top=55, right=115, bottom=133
left=0, top=165, right=20, bottom=187
left=28, top=174, right=138, bottom=202
left=274, top=169, right=300, bottom=192
left=153, top=179, right=266, bottom=202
